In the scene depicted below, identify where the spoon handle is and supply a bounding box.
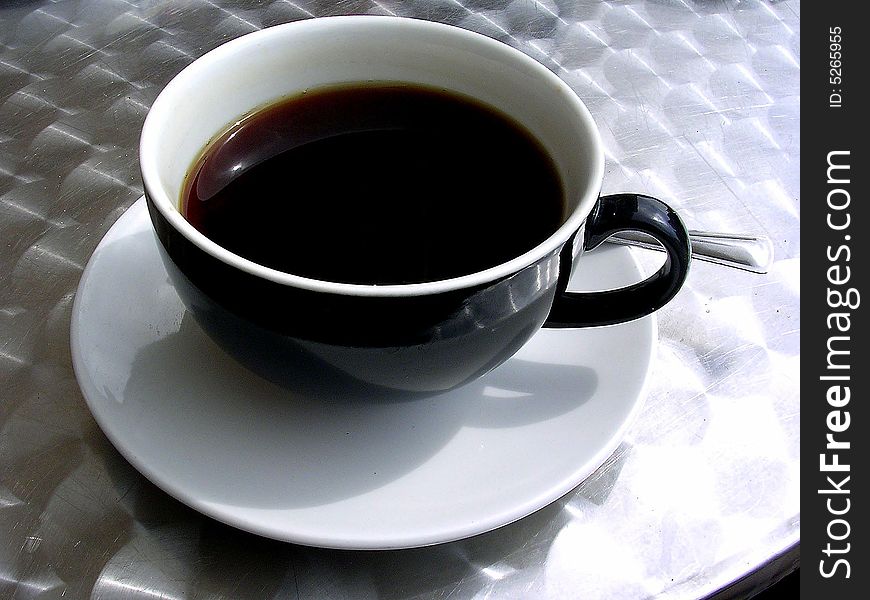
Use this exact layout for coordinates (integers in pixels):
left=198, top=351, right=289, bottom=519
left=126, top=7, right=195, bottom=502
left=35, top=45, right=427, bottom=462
left=608, top=230, right=774, bottom=274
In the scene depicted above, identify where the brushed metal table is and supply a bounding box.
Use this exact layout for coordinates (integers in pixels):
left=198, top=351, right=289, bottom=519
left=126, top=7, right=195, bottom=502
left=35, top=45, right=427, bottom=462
left=0, top=1, right=799, bottom=598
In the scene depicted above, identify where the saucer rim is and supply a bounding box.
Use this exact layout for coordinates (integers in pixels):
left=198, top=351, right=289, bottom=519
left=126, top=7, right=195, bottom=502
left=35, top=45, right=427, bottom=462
left=71, top=197, right=656, bottom=549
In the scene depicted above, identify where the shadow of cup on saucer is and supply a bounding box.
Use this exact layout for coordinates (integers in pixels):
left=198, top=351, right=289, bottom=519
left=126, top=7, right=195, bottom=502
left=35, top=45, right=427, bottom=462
left=119, top=305, right=598, bottom=509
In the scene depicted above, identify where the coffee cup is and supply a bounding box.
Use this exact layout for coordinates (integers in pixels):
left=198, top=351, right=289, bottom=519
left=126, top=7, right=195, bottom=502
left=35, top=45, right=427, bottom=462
left=140, top=16, right=691, bottom=393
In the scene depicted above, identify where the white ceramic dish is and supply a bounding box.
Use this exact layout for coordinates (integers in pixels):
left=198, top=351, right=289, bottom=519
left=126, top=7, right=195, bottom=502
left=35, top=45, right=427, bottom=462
left=71, top=198, right=655, bottom=550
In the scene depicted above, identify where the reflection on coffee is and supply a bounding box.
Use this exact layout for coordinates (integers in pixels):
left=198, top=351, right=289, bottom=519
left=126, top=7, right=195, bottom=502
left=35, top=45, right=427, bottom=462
left=181, top=84, right=564, bottom=285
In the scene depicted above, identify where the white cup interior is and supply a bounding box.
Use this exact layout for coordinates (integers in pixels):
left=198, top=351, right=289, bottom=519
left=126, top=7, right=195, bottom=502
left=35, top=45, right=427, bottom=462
left=140, top=16, right=604, bottom=296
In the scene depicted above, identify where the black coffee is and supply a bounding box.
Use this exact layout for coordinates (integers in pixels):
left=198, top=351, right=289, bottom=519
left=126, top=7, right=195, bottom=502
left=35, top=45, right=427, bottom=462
left=181, top=84, right=564, bottom=285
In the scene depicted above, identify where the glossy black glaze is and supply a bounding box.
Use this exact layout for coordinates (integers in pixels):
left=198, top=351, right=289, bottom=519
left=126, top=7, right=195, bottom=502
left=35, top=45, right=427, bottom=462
left=146, top=191, right=690, bottom=393
left=544, top=193, right=692, bottom=328
left=147, top=192, right=562, bottom=393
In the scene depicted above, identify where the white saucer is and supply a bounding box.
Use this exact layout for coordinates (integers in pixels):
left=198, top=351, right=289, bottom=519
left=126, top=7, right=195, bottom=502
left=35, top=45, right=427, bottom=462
left=71, top=198, right=655, bottom=550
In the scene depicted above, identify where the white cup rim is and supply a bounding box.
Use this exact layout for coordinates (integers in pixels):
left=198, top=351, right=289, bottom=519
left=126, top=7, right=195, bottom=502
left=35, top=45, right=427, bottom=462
left=140, top=16, right=605, bottom=298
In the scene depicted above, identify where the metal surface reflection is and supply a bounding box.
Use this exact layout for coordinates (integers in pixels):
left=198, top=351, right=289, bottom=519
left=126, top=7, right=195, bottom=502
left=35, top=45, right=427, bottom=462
left=0, top=0, right=799, bottom=598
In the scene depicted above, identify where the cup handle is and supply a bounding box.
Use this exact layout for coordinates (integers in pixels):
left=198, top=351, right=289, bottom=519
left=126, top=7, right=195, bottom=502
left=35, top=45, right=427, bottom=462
left=544, top=193, right=691, bottom=328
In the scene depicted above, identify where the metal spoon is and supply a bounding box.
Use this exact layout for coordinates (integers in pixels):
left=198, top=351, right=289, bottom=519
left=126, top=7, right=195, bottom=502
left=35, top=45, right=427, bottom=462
left=608, top=231, right=774, bottom=274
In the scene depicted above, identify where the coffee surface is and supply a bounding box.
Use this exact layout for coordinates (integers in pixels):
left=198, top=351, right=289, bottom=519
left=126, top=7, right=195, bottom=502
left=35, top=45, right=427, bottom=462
left=182, top=84, right=564, bottom=285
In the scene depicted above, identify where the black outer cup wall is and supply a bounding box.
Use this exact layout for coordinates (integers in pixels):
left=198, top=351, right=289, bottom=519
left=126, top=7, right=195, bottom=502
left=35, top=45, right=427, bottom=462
left=146, top=192, right=565, bottom=393
left=146, top=191, right=690, bottom=392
